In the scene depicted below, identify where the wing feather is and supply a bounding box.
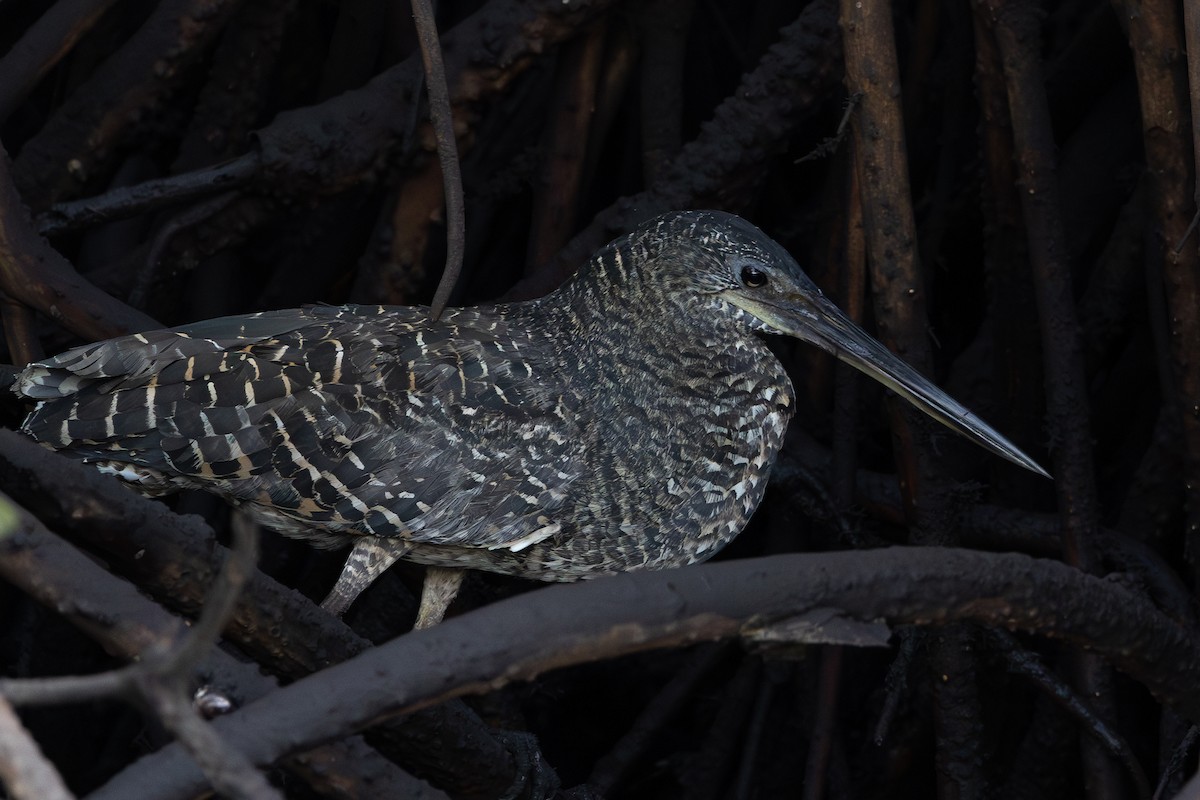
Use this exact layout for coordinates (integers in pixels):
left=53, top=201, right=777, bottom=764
left=16, top=305, right=583, bottom=550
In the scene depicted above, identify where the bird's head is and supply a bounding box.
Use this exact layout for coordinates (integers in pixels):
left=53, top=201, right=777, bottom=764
left=618, top=210, right=1049, bottom=478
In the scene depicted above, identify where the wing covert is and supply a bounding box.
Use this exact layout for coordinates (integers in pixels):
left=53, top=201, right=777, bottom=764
left=16, top=304, right=585, bottom=551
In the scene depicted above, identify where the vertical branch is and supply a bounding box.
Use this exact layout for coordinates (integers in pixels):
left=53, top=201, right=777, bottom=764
left=527, top=21, right=608, bottom=267
left=0, top=296, right=42, bottom=366
left=810, top=160, right=862, bottom=795
left=840, top=3, right=985, bottom=798
left=832, top=146, right=866, bottom=504
left=981, top=2, right=1119, bottom=798
left=801, top=647, right=844, bottom=800
left=980, top=0, right=1100, bottom=568
left=634, top=0, right=696, bottom=184
left=412, top=0, right=466, bottom=321
left=1118, top=0, right=1200, bottom=580
left=1186, top=2, right=1200, bottom=213
left=972, top=10, right=1044, bottom=500
left=839, top=0, right=934, bottom=510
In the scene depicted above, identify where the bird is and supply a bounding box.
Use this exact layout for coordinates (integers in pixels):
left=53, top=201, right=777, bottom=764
left=14, top=211, right=1047, bottom=628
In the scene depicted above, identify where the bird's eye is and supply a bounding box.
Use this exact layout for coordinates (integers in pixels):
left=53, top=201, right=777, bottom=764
left=740, top=266, right=768, bottom=288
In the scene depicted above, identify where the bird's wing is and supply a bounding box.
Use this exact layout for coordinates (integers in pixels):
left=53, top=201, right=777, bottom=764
left=17, top=305, right=584, bottom=550
left=16, top=309, right=318, bottom=399
left=16, top=309, right=325, bottom=446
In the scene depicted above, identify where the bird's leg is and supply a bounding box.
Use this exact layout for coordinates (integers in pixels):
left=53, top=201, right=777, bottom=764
left=321, top=536, right=412, bottom=615
left=414, top=567, right=465, bottom=629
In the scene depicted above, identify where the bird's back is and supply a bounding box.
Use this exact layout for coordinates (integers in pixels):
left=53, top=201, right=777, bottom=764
left=18, top=304, right=590, bottom=557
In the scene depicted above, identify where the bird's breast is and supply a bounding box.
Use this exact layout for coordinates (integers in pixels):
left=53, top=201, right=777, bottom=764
left=526, top=344, right=797, bottom=576
left=401, top=337, right=797, bottom=581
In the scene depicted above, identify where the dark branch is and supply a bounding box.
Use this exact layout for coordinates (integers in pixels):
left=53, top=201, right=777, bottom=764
left=410, top=0, right=466, bottom=321
left=90, top=547, right=1200, bottom=799
left=36, top=154, right=259, bottom=238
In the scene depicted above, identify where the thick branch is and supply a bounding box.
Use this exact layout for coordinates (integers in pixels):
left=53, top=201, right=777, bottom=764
left=0, top=0, right=121, bottom=124
left=88, top=547, right=1200, bottom=800
left=11, top=0, right=245, bottom=209
left=1119, top=0, right=1200, bottom=578
left=0, top=492, right=429, bottom=799
left=0, top=431, right=533, bottom=800
left=255, top=0, right=619, bottom=196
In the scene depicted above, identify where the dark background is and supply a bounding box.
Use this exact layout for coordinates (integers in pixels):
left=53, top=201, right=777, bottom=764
left=0, top=0, right=1196, bottom=798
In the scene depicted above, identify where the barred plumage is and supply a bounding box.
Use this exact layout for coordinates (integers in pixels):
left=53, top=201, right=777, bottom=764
left=15, top=211, right=1046, bottom=625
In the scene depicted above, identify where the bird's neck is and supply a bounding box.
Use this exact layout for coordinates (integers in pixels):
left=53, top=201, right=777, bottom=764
left=511, top=260, right=792, bottom=413
left=519, top=262, right=699, bottom=365
left=522, top=237, right=702, bottom=337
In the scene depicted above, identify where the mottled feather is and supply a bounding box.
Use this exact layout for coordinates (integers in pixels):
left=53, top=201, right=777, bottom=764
left=15, top=212, right=859, bottom=590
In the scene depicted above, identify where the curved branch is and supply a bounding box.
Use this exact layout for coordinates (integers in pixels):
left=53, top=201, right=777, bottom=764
left=0, top=431, right=536, bottom=799
left=988, top=629, right=1151, bottom=799
left=89, top=547, right=1200, bottom=800
left=0, top=491, right=432, bottom=798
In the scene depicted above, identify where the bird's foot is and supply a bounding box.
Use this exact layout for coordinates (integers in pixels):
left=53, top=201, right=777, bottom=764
left=413, top=566, right=465, bottom=629
left=320, top=537, right=411, bottom=615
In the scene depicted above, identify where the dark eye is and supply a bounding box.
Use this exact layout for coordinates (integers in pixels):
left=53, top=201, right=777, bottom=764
left=740, top=265, right=768, bottom=288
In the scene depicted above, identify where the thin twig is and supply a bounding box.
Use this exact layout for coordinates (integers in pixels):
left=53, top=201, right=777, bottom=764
left=0, top=492, right=427, bottom=798
left=130, top=191, right=242, bottom=308
left=140, top=676, right=282, bottom=800
left=872, top=631, right=919, bottom=745
left=1154, top=725, right=1200, bottom=800
left=795, top=92, right=862, bottom=164
left=988, top=629, right=1152, bottom=800
left=0, top=672, right=128, bottom=707
left=153, top=513, right=259, bottom=681
left=411, top=0, right=465, bottom=321
left=0, top=501, right=274, bottom=798
left=1174, top=210, right=1199, bottom=255
left=36, top=153, right=260, bottom=238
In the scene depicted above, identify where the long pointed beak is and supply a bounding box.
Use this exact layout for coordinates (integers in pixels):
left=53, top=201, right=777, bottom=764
left=743, top=290, right=1051, bottom=479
